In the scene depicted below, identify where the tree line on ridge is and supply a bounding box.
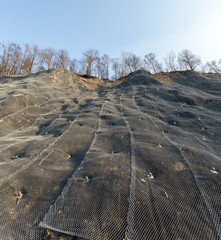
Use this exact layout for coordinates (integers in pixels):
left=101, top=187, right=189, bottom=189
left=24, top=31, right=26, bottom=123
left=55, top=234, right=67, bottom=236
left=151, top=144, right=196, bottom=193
left=0, top=42, right=221, bottom=80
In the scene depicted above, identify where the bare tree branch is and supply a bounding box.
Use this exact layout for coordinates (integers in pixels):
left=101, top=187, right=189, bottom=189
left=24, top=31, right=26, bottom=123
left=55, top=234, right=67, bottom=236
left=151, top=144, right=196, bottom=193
left=83, top=49, right=99, bottom=75
left=144, top=53, right=163, bottom=73
left=178, top=49, right=201, bottom=71
left=164, top=51, right=178, bottom=72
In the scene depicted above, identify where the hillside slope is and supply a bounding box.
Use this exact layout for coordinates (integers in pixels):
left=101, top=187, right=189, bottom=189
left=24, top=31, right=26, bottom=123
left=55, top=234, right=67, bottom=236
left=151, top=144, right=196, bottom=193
left=0, top=69, right=220, bottom=240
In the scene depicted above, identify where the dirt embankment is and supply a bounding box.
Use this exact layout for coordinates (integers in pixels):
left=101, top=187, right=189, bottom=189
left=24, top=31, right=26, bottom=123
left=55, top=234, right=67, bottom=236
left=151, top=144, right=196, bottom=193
left=0, top=69, right=221, bottom=240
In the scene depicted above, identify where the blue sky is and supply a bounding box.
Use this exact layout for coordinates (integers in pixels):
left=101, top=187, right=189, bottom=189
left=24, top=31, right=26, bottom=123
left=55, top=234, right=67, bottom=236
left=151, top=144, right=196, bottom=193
left=1, top=0, right=221, bottom=63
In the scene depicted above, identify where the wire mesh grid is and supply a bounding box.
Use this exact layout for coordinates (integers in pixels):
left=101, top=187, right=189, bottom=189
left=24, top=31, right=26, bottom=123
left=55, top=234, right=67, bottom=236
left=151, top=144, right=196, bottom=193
left=0, top=70, right=220, bottom=239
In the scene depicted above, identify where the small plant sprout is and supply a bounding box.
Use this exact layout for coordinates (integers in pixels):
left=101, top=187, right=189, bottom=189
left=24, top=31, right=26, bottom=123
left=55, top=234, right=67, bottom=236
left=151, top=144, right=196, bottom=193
left=104, top=232, right=108, bottom=240
left=210, top=167, right=218, bottom=174
left=46, top=229, right=51, bottom=236
left=147, top=172, right=154, bottom=179
left=202, top=136, right=206, bottom=141
left=16, top=191, right=23, bottom=204
left=163, top=190, right=169, bottom=198
left=85, top=176, right=89, bottom=182
left=157, top=143, right=162, bottom=148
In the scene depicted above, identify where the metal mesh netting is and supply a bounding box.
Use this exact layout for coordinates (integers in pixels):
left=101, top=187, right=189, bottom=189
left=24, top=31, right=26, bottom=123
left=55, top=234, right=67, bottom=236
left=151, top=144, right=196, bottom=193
left=0, top=70, right=221, bottom=239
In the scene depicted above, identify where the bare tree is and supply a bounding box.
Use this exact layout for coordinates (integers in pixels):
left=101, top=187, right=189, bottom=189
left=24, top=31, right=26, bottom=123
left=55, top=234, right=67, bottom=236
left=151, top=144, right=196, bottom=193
left=119, top=59, right=128, bottom=77
left=38, top=47, right=57, bottom=71
left=3, top=42, right=12, bottom=75
left=56, top=49, right=70, bottom=68
left=0, top=42, right=12, bottom=75
left=199, top=63, right=208, bottom=73
left=206, top=60, right=221, bottom=73
left=82, top=49, right=99, bottom=75
left=77, top=60, right=87, bottom=74
left=69, top=58, right=79, bottom=73
left=19, top=44, right=30, bottom=74
left=121, top=52, right=133, bottom=73
left=95, top=58, right=102, bottom=78
left=111, top=57, right=129, bottom=80
left=144, top=53, right=163, bottom=73
left=0, top=43, right=6, bottom=75
left=178, top=49, right=201, bottom=71
left=10, top=43, right=22, bottom=75
left=21, top=44, right=39, bottom=74
left=3, top=41, right=221, bottom=78
left=0, top=42, right=23, bottom=75
left=37, top=50, right=46, bottom=72
left=130, top=53, right=143, bottom=71
left=111, top=58, right=121, bottom=80
left=164, top=51, right=178, bottom=72
left=29, top=45, right=38, bottom=73
left=96, top=54, right=110, bottom=79
left=121, top=52, right=142, bottom=73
